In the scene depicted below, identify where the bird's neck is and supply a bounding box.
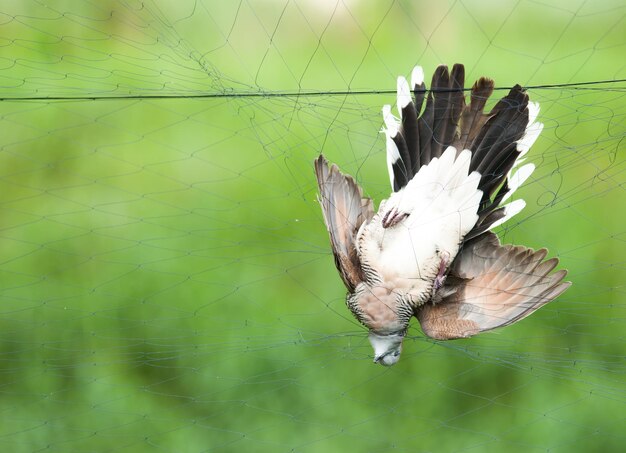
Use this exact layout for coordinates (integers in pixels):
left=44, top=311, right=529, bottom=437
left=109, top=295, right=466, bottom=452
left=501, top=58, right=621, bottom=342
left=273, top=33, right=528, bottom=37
left=350, top=283, right=414, bottom=333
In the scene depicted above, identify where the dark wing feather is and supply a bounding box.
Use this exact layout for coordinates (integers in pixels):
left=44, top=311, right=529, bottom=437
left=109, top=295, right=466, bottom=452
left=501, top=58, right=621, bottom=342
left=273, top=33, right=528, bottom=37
left=314, top=155, right=375, bottom=292
left=416, top=233, right=570, bottom=340
left=417, top=65, right=466, bottom=170
left=470, top=85, right=528, bottom=194
left=411, top=75, right=427, bottom=173
left=464, top=85, right=530, bottom=240
left=387, top=64, right=474, bottom=192
left=387, top=68, right=533, bottom=239
left=431, top=63, right=465, bottom=160
left=454, top=76, right=494, bottom=150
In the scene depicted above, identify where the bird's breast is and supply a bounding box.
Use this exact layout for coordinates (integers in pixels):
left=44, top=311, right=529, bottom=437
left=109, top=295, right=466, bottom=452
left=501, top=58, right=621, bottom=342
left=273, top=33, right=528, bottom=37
left=361, top=220, right=448, bottom=284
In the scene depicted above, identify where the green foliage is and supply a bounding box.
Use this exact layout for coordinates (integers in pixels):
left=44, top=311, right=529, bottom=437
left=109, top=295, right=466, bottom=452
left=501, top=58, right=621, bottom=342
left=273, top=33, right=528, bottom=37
left=0, top=1, right=624, bottom=451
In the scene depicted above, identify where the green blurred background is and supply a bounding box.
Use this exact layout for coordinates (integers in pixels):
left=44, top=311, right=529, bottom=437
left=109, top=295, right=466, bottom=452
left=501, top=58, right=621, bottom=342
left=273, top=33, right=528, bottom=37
left=0, top=1, right=624, bottom=451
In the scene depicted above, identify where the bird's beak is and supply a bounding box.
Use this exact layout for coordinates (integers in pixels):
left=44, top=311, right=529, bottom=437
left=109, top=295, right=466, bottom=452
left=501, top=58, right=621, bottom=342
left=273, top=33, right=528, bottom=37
left=373, top=355, right=382, bottom=364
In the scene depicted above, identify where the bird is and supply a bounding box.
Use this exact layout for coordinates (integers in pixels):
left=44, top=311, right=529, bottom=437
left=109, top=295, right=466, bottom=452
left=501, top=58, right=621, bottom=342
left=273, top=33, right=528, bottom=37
left=314, top=63, right=571, bottom=366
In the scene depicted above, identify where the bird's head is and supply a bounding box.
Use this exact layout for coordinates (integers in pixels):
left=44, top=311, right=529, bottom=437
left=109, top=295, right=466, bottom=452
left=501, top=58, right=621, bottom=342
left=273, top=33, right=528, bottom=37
left=369, top=330, right=405, bottom=366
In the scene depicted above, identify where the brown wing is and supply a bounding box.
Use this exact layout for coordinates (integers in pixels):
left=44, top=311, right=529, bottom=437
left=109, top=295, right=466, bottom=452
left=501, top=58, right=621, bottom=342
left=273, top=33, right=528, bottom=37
left=416, top=233, right=571, bottom=340
left=314, top=155, right=375, bottom=292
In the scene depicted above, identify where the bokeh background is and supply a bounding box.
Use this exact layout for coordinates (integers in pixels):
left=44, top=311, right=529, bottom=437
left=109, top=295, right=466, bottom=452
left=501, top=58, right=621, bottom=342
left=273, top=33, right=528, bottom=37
left=0, top=1, right=624, bottom=451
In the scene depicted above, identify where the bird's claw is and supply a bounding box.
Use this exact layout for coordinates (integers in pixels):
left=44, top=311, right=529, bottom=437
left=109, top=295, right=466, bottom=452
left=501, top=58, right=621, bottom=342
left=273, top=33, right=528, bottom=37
left=382, top=208, right=408, bottom=228
left=433, top=251, right=451, bottom=292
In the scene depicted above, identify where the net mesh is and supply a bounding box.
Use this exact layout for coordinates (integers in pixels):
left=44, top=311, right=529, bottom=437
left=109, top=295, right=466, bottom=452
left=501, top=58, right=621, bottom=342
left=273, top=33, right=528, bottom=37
left=0, top=1, right=624, bottom=452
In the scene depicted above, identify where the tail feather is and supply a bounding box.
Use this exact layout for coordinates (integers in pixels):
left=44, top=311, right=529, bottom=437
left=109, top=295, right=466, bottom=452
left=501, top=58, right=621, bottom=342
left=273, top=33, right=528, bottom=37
left=430, top=65, right=451, bottom=160
left=456, top=77, right=494, bottom=150
left=431, top=64, right=465, bottom=160
left=417, top=83, right=435, bottom=168
left=465, top=84, right=535, bottom=237
left=502, top=163, right=535, bottom=203
left=470, top=85, right=528, bottom=175
left=383, top=64, right=542, bottom=237
left=397, top=76, right=420, bottom=176
left=383, top=106, right=410, bottom=191
left=411, top=66, right=427, bottom=173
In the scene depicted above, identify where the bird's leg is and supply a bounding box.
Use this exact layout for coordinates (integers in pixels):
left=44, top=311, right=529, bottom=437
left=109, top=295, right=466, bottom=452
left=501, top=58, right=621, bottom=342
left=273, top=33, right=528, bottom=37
left=433, top=251, right=451, bottom=292
left=381, top=207, right=408, bottom=228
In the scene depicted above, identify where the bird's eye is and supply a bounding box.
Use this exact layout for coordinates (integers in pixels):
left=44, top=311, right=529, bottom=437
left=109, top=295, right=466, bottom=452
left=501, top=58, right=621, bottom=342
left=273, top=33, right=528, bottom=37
left=393, top=351, right=400, bottom=357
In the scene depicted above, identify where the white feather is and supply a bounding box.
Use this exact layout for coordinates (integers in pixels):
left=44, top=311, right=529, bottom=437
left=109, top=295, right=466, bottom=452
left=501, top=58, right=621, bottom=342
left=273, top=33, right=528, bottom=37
left=514, top=101, right=542, bottom=162
left=364, top=147, right=481, bottom=282
left=517, top=121, right=543, bottom=158
left=397, top=76, right=411, bottom=113
left=411, top=66, right=424, bottom=88
left=502, top=163, right=535, bottom=203
left=433, top=145, right=456, bottom=186
left=385, top=136, right=401, bottom=189
left=504, top=100, right=542, bottom=177
left=528, top=101, right=540, bottom=125
left=381, top=104, right=399, bottom=137
left=489, top=199, right=526, bottom=230
left=458, top=171, right=483, bottom=209
left=445, top=148, right=471, bottom=190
